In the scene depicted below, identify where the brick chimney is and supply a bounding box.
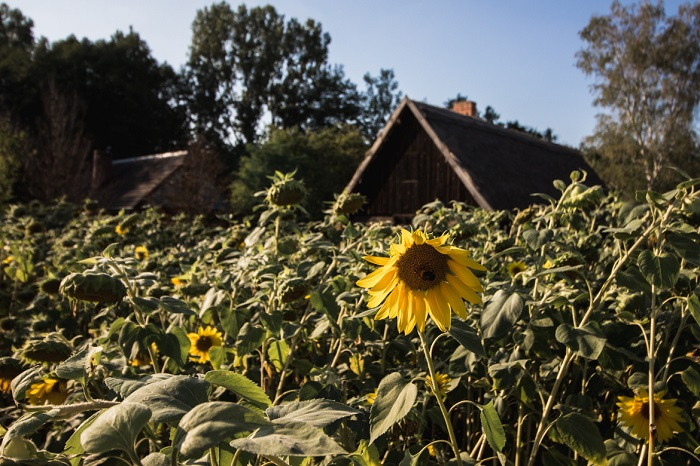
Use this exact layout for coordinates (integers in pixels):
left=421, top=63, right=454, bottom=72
left=451, top=100, right=477, bottom=117
left=90, top=148, right=112, bottom=196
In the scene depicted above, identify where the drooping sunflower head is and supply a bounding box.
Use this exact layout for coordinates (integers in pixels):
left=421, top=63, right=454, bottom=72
left=426, top=371, right=452, bottom=400
left=357, top=229, right=485, bottom=334
left=187, top=326, right=223, bottom=364
left=26, top=377, right=69, bottom=406
left=617, top=389, right=684, bottom=443
left=506, top=261, right=527, bottom=278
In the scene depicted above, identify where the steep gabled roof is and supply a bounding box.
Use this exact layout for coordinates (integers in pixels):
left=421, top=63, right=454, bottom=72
left=346, top=97, right=602, bottom=211
left=99, top=150, right=187, bottom=210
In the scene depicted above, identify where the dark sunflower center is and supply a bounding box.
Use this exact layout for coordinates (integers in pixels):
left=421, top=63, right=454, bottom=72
left=640, top=401, right=662, bottom=420
left=396, top=243, right=449, bottom=291
left=196, top=336, right=213, bottom=352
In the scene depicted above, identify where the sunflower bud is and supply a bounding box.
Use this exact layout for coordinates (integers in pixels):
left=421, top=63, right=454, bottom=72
left=266, top=175, right=306, bottom=207
left=333, top=192, right=366, bottom=215
left=39, top=278, right=62, bottom=295
left=59, top=272, right=126, bottom=303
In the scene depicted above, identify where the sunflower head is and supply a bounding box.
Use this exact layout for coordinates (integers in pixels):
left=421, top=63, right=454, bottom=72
left=426, top=371, right=452, bottom=400
left=135, top=246, right=149, bottom=261
left=265, top=172, right=306, bottom=207
left=506, top=261, right=527, bottom=278
left=187, top=326, right=223, bottom=364
left=115, top=224, right=128, bottom=236
left=365, top=388, right=378, bottom=405
left=20, top=337, right=72, bottom=364
left=59, top=272, right=126, bottom=304
left=617, top=389, right=684, bottom=443
left=357, top=229, right=485, bottom=334
left=26, top=377, right=69, bottom=406
left=333, top=192, right=366, bottom=216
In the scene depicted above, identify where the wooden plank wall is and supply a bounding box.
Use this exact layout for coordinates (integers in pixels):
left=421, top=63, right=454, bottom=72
left=358, top=115, right=475, bottom=217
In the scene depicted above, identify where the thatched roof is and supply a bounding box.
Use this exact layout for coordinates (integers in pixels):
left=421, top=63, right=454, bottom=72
left=346, top=97, right=602, bottom=212
left=97, top=150, right=187, bottom=211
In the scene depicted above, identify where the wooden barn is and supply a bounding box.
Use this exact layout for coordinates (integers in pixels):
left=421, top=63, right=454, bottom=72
left=345, top=97, right=602, bottom=220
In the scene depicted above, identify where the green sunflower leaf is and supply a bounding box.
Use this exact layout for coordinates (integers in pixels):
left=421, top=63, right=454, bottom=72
left=369, top=372, right=418, bottom=444
left=554, top=412, right=607, bottom=466
left=229, top=420, right=347, bottom=457
left=55, top=345, right=103, bottom=385
left=448, top=319, right=485, bottom=357
left=688, top=295, right=700, bottom=327
left=481, top=290, right=523, bottom=340
left=173, top=401, right=270, bottom=458
left=265, top=399, right=360, bottom=428
left=522, top=229, right=553, bottom=250
left=480, top=401, right=506, bottom=452
left=555, top=323, right=606, bottom=360
left=204, top=370, right=272, bottom=409
left=123, top=375, right=210, bottom=423
left=637, top=250, right=680, bottom=289
left=1, top=410, right=60, bottom=451
left=81, top=402, right=151, bottom=455
left=682, top=366, right=700, bottom=397
left=142, top=453, right=172, bottom=466
left=236, top=323, right=266, bottom=356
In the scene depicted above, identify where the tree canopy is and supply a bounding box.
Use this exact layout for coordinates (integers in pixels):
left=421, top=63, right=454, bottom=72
left=577, top=0, right=700, bottom=194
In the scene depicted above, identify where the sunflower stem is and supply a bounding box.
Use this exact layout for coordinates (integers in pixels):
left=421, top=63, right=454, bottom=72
left=419, top=330, right=463, bottom=466
left=647, top=284, right=657, bottom=465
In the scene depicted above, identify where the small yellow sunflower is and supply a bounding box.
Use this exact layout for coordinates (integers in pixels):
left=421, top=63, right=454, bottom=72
left=171, top=276, right=186, bottom=287
left=187, top=326, right=223, bottom=364
left=426, top=371, right=452, bottom=400
left=115, top=224, right=128, bottom=236
left=130, top=343, right=159, bottom=367
left=365, top=388, right=378, bottom=405
left=134, top=246, right=149, bottom=261
left=506, top=261, right=527, bottom=278
left=2, top=256, right=13, bottom=265
left=617, top=389, right=684, bottom=443
left=357, top=229, right=485, bottom=334
left=26, top=378, right=68, bottom=406
left=427, top=444, right=437, bottom=457
left=543, top=259, right=553, bottom=269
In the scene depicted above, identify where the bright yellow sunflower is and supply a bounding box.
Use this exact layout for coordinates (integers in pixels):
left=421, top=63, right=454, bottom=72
left=365, top=388, right=378, bottom=405
left=617, top=389, right=684, bottom=443
left=357, top=229, right=485, bottom=334
left=26, top=378, right=68, bottom=405
left=187, top=326, right=223, bottom=364
left=506, top=261, right=527, bottom=278
left=426, top=371, right=452, bottom=400
left=115, top=224, right=128, bottom=236
left=134, top=246, right=149, bottom=261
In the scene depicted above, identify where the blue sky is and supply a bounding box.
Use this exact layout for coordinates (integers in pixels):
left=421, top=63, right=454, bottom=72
left=11, top=0, right=689, bottom=147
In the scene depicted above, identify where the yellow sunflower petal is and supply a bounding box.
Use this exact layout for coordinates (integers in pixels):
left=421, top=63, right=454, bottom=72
left=446, top=274, right=482, bottom=305
left=426, top=289, right=450, bottom=331
left=440, top=281, right=467, bottom=319
left=413, top=292, right=428, bottom=332
left=443, top=247, right=486, bottom=271
left=363, top=255, right=390, bottom=266
left=357, top=266, right=392, bottom=288
left=448, top=260, right=484, bottom=292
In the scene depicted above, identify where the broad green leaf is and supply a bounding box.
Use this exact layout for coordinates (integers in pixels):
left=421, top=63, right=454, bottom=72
left=174, top=401, right=270, bottom=458
left=236, top=323, right=266, bottom=356
left=682, top=366, right=700, bottom=397
left=55, top=346, right=102, bottom=384
left=142, top=453, right=172, bottom=466
left=123, top=375, right=210, bottom=423
left=266, top=399, right=360, bottom=428
left=205, top=371, right=272, bottom=409
left=480, top=401, right=506, bottom=452
left=81, top=402, right=151, bottom=454
left=159, top=296, right=196, bottom=316
left=448, top=319, right=485, bottom=357
left=522, top=229, right=553, bottom=250
left=666, top=232, right=700, bottom=266
left=267, top=339, right=290, bottom=371
left=369, top=372, right=418, bottom=444
left=63, top=410, right=102, bottom=466
left=10, top=365, right=43, bottom=404
left=105, top=374, right=172, bottom=399
left=481, top=290, right=523, bottom=340
left=555, top=323, right=606, bottom=360
left=1, top=410, right=59, bottom=451
left=488, top=360, right=526, bottom=390
left=637, top=250, right=680, bottom=289
left=688, top=295, right=700, bottom=327
left=229, top=421, right=346, bottom=456
left=554, top=413, right=606, bottom=466
left=604, top=439, right=637, bottom=466
left=156, top=326, right=190, bottom=367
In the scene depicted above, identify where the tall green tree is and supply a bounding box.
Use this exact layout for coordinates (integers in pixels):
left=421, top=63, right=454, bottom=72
left=0, top=3, right=34, bottom=121
left=31, top=30, right=187, bottom=158
left=577, top=1, right=700, bottom=193
left=187, top=3, right=366, bottom=156
left=230, top=125, right=367, bottom=216
left=359, top=68, right=402, bottom=139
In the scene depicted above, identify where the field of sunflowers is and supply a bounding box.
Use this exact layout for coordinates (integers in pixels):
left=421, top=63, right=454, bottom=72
left=1, top=171, right=699, bottom=466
